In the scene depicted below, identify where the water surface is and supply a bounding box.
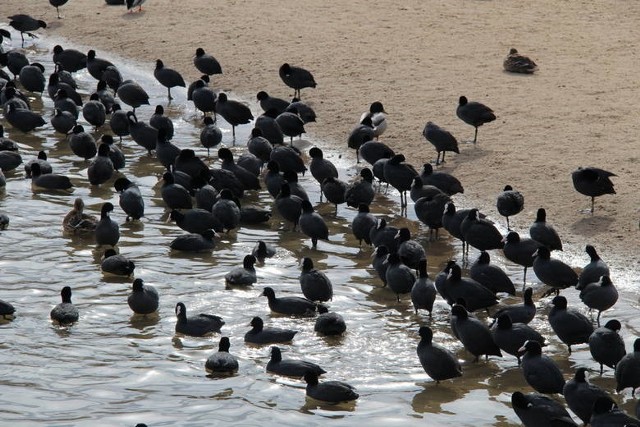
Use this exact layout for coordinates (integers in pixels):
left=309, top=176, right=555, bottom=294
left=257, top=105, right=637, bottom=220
left=0, top=34, right=638, bottom=427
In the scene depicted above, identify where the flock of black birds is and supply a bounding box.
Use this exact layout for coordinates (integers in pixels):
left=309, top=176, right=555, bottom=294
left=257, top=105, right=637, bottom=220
left=0, top=7, right=633, bottom=426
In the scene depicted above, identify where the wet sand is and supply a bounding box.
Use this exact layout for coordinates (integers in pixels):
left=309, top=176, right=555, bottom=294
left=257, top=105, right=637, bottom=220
left=3, top=0, right=639, bottom=272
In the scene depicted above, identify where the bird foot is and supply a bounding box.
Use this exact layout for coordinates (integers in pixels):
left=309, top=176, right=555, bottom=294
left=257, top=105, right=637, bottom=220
left=27, top=32, right=39, bottom=40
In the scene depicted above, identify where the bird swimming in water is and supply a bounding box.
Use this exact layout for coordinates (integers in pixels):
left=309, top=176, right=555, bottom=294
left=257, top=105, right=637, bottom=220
left=62, top=198, right=98, bottom=234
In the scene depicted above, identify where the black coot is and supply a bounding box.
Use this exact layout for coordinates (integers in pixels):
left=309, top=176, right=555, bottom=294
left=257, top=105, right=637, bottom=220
left=450, top=304, right=502, bottom=361
left=303, top=372, right=358, bottom=403
left=518, top=340, right=565, bottom=394
left=411, top=259, right=437, bottom=315
left=532, top=247, right=578, bottom=296
left=490, top=287, right=536, bottom=325
left=266, top=346, right=326, bottom=378
left=563, top=367, right=611, bottom=425
left=548, top=296, right=593, bottom=354
left=579, top=275, right=618, bottom=326
left=314, top=305, right=346, bottom=336
left=422, top=121, right=459, bottom=165
left=261, top=287, right=318, bottom=316
left=496, top=185, right=524, bottom=230
left=351, top=204, right=377, bottom=247
left=511, top=391, right=577, bottom=427
left=460, top=208, right=503, bottom=253
left=385, top=252, right=416, bottom=301
left=299, top=200, right=329, bottom=248
left=615, top=338, right=640, bottom=396
left=50, top=286, right=78, bottom=325
left=127, top=279, right=159, bottom=315
left=416, top=326, right=462, bottom=383
left=588, top=319, right=626, bottom=374
left=244, top=316, right=298, bottom=345
left=571, top=166, right=616, bottom=213
left=279, top=63, right=316, bottom=98
left=225, top=255, right=257, bottom=286
left=456, top=95, right=496, bottom=144
left=490, top=314, right=545, bottom=364
left=469, top=251, right=516, bottom=295
left=529, top=208, right=563, bottom=251
left=174, top=302, right=224, bottom=337
left=205, top=337, right=238, bottom=374
left=577, top=245, right=610, bottom=290
left=503, top=231, right=538, bottom=286
left=299, top=257, right=333, bottom=302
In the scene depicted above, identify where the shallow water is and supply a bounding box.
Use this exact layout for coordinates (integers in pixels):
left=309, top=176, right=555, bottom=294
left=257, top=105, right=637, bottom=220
left=0, top=34, right=638, bottom=427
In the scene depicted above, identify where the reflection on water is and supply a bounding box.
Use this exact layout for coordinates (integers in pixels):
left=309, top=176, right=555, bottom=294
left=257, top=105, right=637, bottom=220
left=0, top=33, right=638, bottom=427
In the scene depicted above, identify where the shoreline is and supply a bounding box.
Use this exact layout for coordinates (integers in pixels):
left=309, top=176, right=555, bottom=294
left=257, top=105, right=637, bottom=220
left=2, top=0, right=638, bottom=282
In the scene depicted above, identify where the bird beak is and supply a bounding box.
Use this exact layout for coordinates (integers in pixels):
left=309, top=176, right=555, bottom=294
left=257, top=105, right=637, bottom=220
left=531, top=249, right=539, bottom=258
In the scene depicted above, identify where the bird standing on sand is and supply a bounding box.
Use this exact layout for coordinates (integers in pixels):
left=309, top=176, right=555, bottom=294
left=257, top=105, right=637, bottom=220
left=496, top=185, right=524, bottom=230
left=49, top=0, right=69, bottom=19
left=571, top=166, right=616, bottom=214
left=360, top=102, right=387, bottom=140
left=422, top=121, right=459, bottom=165
left=279, top=63, right=316, bottom=98
left=456, top=96, right=496, bottom=144
left=193, top=47, right=222, bottom=75
left=126, top=0, right=146, bottom=12
left=503, top=48, right=538, bottom=74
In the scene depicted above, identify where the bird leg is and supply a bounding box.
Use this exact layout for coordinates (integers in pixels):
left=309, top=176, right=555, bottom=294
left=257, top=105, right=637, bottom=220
left=541, top=287, right=555, bottom=298
left=591, top=197, right=595, bottom=214
left=167, top=88, right=173, bottom=101
left=473, top=127, right=478, bottom=144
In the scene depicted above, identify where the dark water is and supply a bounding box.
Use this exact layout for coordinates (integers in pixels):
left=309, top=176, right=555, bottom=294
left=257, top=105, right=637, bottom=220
left=0, top=35, right=638, bottom=427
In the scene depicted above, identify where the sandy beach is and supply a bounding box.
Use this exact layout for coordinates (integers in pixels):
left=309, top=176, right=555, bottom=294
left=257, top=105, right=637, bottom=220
left=3, top=0, right=639, bottom=270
